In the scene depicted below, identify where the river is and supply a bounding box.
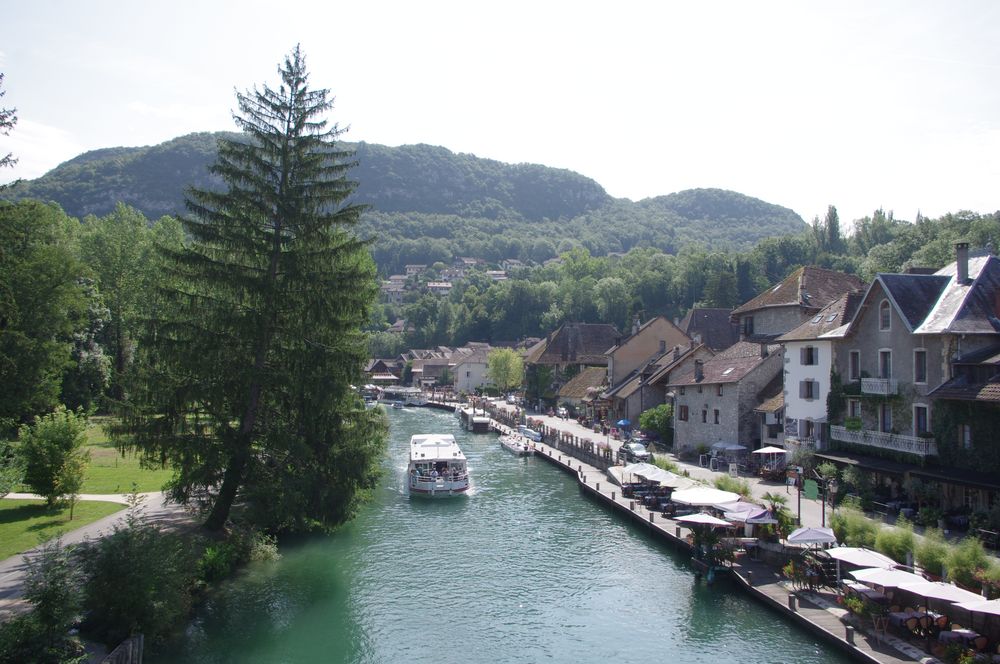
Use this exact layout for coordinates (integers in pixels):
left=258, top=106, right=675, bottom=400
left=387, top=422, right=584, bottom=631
left=151, top=406, right=852, bottom=663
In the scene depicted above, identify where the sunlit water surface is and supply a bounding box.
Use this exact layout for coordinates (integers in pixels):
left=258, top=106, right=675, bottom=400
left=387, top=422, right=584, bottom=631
left=151, top=407, right=852, bottom=664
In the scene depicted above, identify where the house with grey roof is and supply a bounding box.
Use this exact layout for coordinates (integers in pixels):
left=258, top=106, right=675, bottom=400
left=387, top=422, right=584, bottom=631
left=822, top=243, right=1000, bottom=512
left=678, top=307, right=739, bottom=351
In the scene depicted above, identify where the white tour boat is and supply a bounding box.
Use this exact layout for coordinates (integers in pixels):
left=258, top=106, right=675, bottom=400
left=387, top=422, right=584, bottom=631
left=408, top=434, right=470, bottom=496
left=499, top=433, right=534, bottom=456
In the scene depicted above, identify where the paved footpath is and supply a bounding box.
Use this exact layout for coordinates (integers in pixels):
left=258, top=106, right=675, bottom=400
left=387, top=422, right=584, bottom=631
left=0, top=491, right=193, bottom=620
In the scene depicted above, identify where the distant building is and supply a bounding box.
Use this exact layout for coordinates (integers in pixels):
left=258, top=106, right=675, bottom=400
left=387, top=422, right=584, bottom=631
left=485, top=270, right=508, bottom=281
left=524, top=322, right=619, bottom=407
left=404, top=264, right=427, bottom=276
left=381, top=282, right=404, bottom=304
left=427, top=281, right=452, bottom=296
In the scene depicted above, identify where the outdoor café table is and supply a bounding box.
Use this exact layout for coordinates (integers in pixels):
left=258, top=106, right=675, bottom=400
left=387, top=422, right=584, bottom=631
left=938, top=629, right=980, bottom=646
left=888, top=612, right=914, bottom=629
left=843, top=580, right=887, bottom=603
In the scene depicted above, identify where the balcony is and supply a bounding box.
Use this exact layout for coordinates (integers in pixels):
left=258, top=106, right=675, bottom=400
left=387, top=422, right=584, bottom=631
left=830, top=425, right=937, bottom=457
left=861, top=377, right=898, bottom=395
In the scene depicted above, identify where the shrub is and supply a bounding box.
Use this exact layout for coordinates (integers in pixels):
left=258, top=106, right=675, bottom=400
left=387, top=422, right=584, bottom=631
left=198, top=525, right=280, bottom=583
left=714, top=475, right=752, bottom=499
left=652, top=456, right=680, bottom=473
left=916, top=528, right=949, bottom=578
left=0, top=539, right=86, bottom=664
left=79, top=502, right=197, bottom=646
left=946, top=537, right=991, bottom=589
left=830, top=507, right=877, bottom=547
left=874, top=518, right=915, bottom=564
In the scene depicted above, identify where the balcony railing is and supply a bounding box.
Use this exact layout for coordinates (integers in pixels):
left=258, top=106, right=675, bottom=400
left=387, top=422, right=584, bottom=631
left=861, top=378, right=898, bottom=395
left=830, top=425, right=937, bottom=457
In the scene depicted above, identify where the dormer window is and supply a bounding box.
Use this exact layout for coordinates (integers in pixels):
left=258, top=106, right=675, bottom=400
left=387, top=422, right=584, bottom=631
left=742, top=316, right=754, bottom=337
left=879, top=300, right=891, bottom=330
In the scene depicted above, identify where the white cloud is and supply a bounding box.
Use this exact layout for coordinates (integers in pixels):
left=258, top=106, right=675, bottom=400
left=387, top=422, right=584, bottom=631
left=0, top=119, right=83, bottom=183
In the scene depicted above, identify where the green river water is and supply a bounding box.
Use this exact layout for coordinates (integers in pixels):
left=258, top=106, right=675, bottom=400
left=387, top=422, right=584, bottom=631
left=150, top=406, right=853, bottom=664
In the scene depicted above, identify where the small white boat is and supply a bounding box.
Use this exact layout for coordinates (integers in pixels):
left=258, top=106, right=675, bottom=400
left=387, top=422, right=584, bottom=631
left=518, top=424, right=542, bottom=442
left=391, top=401, right=404, bottom=409
left=499, top=434, right=534, bottom=456
left=408, top=434, right=469, bottom=496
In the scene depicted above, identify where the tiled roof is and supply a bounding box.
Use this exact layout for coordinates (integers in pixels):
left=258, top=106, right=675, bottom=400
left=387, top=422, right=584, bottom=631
left=667, top=341, right=781, bottom=386
left=755, top=392, right=784, bottom=413
left=732, top=267, right=864, bottom=316
left=558, top=366, right=608, bottom=399
left=777, top=290, right=865, bottom=342
left=524, top=323, right=619, bottom=366
left=679, top=308, right=739, bottom=351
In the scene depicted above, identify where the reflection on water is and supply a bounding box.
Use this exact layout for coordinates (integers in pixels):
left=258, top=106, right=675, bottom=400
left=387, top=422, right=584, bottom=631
left=151, top=407, right=851, bottom=664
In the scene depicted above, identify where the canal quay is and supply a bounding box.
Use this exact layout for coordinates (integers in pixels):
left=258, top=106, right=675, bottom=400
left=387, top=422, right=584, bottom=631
left=152, top=405, right=861, bottom=664
left=478, top=400, right=933, bottom=664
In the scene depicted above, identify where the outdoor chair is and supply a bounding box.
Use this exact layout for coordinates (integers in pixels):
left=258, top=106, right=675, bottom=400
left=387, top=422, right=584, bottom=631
left=904, top=617, right=919, bottom=638
left=918, top=615, right=933, bottom=636
left=917, top=605, right=927, bottom=613
left=973, top=636, right=988, bottom=652
left=905, top=606, right=916, bottom=614
left=935, top=615, right=949, bottom=631
left=952, top=623, right=964, bottom=631
left=889, top=605, right=901, bottom=613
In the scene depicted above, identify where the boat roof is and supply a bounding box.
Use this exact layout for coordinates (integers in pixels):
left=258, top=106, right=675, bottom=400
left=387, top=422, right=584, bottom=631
left=409, top=434, right=466, bottom=462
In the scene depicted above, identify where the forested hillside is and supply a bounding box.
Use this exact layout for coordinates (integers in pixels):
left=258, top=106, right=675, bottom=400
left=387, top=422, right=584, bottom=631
left=5, top=133, right=806, bottom=273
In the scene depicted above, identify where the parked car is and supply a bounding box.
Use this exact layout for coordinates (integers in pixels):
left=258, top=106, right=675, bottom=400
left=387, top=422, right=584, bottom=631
left=617, top=442, right=651, bottom=463
left=556, top=406, right=569, bottom=419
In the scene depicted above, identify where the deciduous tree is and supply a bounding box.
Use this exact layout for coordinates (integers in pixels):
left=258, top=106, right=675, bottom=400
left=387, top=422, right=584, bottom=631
left=487, top=347, right=524, bottom=395
left=17, top=406, right=90, bottom=508
left=118, top=47, right=386, bottom=532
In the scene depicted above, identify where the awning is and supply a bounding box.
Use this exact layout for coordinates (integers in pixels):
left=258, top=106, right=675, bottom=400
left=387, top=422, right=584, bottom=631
left=787, top=526, right=836, bottom=544
left=676, top=513, right=732, bottom=527
left=671, top=487, right=740, bottom=506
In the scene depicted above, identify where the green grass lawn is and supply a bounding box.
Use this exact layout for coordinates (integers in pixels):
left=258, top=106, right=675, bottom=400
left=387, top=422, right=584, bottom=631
left=80, top=417, right=174, bottom=494
left=0, top=499, right=126, bottom=560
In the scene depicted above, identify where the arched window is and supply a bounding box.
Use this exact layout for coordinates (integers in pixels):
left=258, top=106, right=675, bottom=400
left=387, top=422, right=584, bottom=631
left=879, top=300, right=891, bottom=330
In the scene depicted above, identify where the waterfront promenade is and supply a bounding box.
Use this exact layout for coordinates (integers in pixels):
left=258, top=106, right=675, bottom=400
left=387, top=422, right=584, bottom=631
left=480, top=401, right=936, bottom=664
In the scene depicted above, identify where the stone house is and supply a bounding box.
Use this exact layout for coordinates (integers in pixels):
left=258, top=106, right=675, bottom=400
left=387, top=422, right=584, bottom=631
left=731, top=266, right=864, bottom=341
left=667, top=341, right=783, bottom=454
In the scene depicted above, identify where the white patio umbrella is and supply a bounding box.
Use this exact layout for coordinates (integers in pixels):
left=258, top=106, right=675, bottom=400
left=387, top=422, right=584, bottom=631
left=896, top=581, right=984, bottom=604
left=786, top=526, right=837, bottom=544
left=952, top=599, right=1000, bottom=617
left=675, top=513, right=732, bottom=527
left=849, top=567, right=925, bottom=588
left=671, top=487, right=740, bottom=506
left=752, top=446, right=788, bottom=455
left=824, top=547, right=897, bottom=569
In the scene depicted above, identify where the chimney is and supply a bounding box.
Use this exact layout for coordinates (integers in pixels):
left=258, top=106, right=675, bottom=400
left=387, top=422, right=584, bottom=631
left=694, top=360, right=704, bottom=382
left=956, top=242, right=970, bottom=284
left=632, top=315, right=641, bottom=336
left=760, top=343, right=768, bottom=359
left=673, top=345, right=681, bottom=361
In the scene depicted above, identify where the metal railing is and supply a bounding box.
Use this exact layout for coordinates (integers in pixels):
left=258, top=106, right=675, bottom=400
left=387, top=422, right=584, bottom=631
left=861, top=377, right=898, bottom=395
left=830, top=425, right=937, bottom=457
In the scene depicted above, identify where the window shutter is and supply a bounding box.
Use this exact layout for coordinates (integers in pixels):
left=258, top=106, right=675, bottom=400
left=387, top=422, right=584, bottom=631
left=800, top=347, right=807, bottom=364
left=799, top=381, right=807, bottom=398
left=813, top=347, right=819, bottom=364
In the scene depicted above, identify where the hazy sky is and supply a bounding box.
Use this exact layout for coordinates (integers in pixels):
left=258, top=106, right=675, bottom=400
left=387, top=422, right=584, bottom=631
left=2, top=1, right=998, bottom=225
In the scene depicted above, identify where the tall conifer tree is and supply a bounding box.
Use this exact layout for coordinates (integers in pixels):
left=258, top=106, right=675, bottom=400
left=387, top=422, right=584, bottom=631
left=120, top=47, right=386, bottom=531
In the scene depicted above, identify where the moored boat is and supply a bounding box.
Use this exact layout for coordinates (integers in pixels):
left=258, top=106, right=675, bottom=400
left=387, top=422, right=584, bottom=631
left=408, top=434, right=470, bottom=496
left=499, top=433, right=534, bottom=456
